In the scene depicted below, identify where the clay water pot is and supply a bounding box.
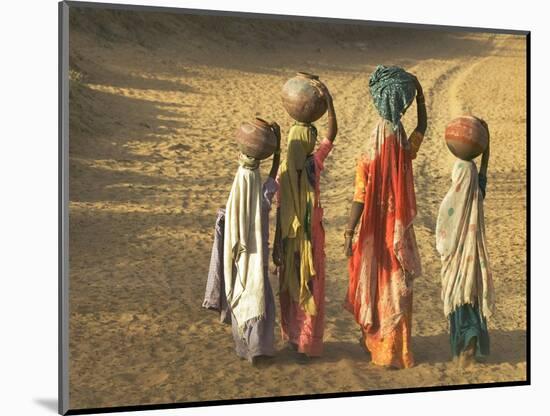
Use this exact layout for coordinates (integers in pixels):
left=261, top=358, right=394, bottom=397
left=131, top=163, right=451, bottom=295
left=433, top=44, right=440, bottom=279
left=235, top=117, right=277, bottom=160
left=281, top=72, right=328, bottom=123
left=445, top=116, right=489, bottom=160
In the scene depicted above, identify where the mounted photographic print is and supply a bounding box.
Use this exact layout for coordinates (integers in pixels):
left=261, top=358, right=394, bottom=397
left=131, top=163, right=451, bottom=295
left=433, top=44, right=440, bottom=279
left=58, top=1, right=530, bottom=414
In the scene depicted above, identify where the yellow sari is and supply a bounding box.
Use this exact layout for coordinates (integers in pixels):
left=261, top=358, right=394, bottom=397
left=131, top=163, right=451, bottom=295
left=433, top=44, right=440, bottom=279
left=279, top=123, right=317, bottom=316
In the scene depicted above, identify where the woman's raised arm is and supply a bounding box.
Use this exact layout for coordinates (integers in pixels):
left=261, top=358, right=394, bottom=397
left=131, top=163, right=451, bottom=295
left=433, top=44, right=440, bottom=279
left=412, top=75, right=427, bottom=135
left=269, top=122, right=282, bottom=179
left=408, top=75, right=427, bottom=159
left=478, top=119, right=490, bottom=198
left=310, top=79, right=338, bottom=142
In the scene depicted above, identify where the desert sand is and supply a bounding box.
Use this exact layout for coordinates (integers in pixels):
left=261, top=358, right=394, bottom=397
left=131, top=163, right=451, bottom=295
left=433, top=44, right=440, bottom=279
left=68, top=8, right=527, bottom=410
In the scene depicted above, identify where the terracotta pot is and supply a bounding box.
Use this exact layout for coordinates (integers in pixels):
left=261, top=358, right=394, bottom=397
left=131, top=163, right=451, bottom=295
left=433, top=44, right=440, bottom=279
left=445, top=116, right=488, bottom=160
left=281, top=72, right=328, bottom=123
left=235, top=117, right=277, bottom=160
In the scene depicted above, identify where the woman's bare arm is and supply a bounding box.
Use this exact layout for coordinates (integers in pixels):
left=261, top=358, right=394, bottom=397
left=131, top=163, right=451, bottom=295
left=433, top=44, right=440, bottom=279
left=344, top=201, right=364, bottom=257
left=413, top=76, right=427, bottom=135
left=479, top=120, right=490, bottom=178
left=408, top=75, right=427, bottom=159
left=480, top=141, right=490, bottom=178
left=478, top=119, right=490, bottom=198
left=310, top=79, right=338, bottom=142
left=325, top=97, right=338, bottom=142
left=269, top=122, right=282, bottom=179
left=273, top=208, right=282, bottom=266
left=270, top=122, right=283, bottom=265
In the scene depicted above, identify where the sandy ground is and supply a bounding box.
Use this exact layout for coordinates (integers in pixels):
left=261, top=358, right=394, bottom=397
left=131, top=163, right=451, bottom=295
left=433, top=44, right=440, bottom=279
left=67, top=8, right=527, bottom=410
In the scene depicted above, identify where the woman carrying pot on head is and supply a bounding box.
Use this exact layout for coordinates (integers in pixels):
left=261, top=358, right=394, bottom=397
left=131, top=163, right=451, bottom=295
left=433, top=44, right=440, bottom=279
left=344, top=65, right=427, bottom=369
left=436, top=118, right=495, bottom=368
left=203, top=119, right=282, bottom=365
left=273, top=76, right=337, bottom=362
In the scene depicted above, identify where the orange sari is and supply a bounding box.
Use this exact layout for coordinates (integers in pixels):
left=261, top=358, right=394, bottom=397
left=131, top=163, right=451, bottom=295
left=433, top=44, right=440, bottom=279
left=346, top=119, right=422, bottom=369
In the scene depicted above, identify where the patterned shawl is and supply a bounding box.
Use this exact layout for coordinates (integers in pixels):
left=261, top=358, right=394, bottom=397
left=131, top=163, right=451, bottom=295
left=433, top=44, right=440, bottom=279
left=279, top=123, right=317, bottom=316
left=347, top=119, right=421, bottom=335
left=436, top=160, right=495, bottom=319
left=223, top=154, right=265, bottom=334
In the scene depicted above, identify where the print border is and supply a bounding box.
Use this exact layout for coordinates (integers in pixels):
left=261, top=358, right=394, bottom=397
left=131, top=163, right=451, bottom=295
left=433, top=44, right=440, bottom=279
left=58, top=1, right=531, bottom=414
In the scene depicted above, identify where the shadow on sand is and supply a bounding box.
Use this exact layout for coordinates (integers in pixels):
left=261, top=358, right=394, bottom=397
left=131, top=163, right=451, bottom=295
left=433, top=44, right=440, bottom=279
left=272, top=329, right=526, bottom=367
left=413, top=329, right=526, bottom=366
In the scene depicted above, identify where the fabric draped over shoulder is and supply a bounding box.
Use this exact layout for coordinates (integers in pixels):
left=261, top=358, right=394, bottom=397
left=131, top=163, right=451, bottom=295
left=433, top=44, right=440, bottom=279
left=436, top=160, right=495, bottom=320
left=223, top=155, right=265, bottom=335
left=347, top=119, right=421, bottom=336
left=279, top=122, right=318, bottom=316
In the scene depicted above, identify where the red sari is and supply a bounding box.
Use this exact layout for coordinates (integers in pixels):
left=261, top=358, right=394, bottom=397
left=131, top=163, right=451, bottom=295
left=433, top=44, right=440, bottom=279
left=346, top=119, right=422, bottom=369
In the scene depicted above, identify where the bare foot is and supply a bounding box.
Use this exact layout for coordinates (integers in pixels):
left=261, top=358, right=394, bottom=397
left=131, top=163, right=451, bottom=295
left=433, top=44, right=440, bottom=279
left=358, top=336, right=369, bottom=355
left=459, top=337, right=477, bottom=369
left=458, top=353, right=473, bottom=369
left=452, top=355, right=460, bottom=369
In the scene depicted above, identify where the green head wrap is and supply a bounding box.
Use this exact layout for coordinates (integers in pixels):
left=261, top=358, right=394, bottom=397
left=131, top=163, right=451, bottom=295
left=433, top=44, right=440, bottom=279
left=369, top=65, right=416, bottom=129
